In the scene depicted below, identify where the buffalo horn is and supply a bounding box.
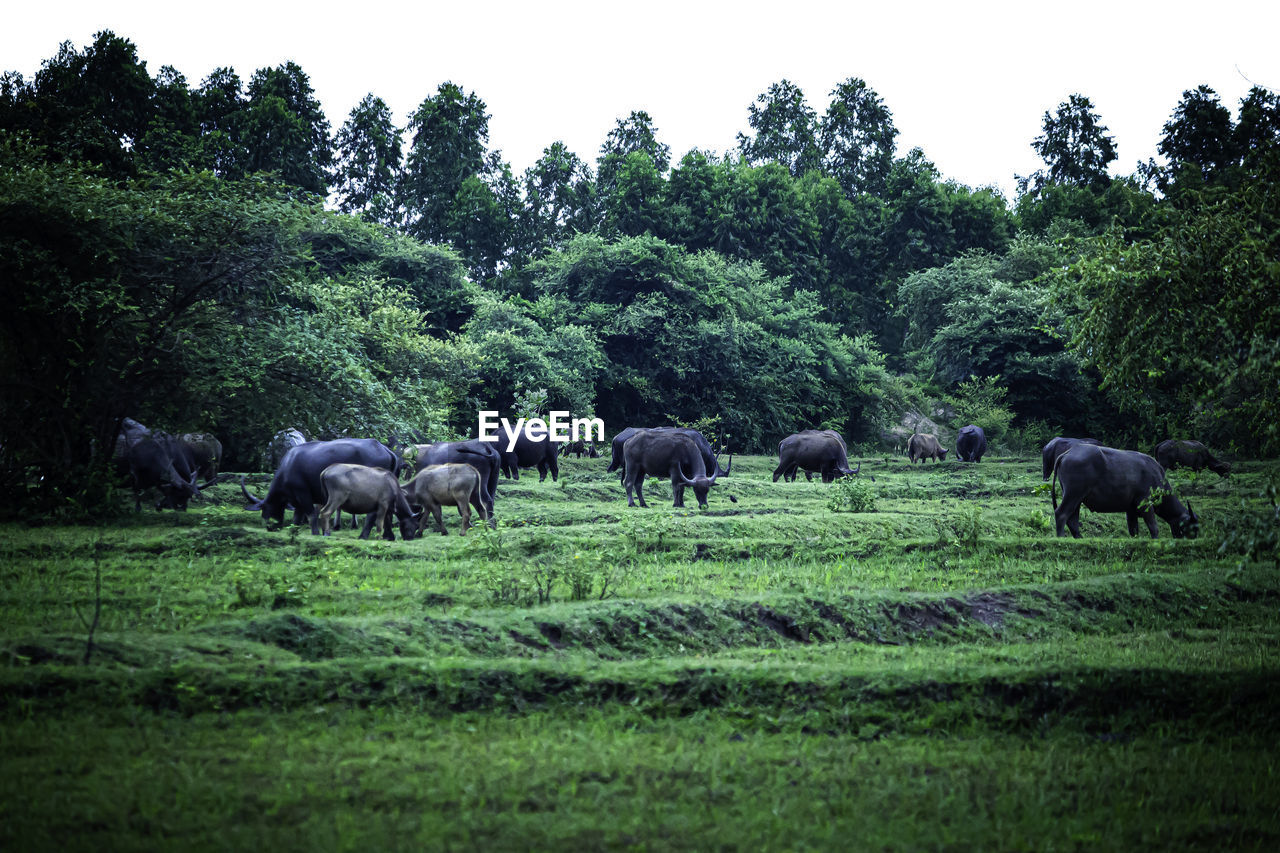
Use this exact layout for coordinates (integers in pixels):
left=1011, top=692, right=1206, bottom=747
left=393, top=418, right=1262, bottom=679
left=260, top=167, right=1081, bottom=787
left=239, top=475, right=265, bottom=509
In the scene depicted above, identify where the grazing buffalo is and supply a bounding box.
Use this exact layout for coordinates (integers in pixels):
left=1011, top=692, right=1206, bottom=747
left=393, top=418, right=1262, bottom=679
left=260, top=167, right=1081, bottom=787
left=607, top=427, right=729, bottom=483
left=773, top=430, right=861, bottom=483
left=623, top=430, right=727, bottom=509
left=1041, top=437, right=1103, bottom=481
left=955, top=425, right=987, bottom=463
left=412, top=441, right=501, bottom=519
left=119, top=435, right=203, bottom=511
left=240, top=438, right=401, bottom=532
left=907, top=434, right=947, bottom=464
left=1153, top=440, right=1231, bottom=477
left=179, top=433, right=223, bottom=481
left=495, top=424, right=559, bottom=482
left=560, top=438, right=598, bottom=458
left=405, top=464, right=489, bottom=535
left=1052, top=444, right=1198, bottom=539
left=317, top=463, right=419, bottom=540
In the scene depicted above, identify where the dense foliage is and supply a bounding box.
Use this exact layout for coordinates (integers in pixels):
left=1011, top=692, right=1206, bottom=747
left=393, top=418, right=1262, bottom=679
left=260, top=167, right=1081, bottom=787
left=1, top=29, right=1278, bottom=511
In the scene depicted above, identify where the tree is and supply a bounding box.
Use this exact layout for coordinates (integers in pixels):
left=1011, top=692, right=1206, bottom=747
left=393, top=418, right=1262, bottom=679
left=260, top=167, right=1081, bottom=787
left=1059, top=174, right=1280, bottom=453
left=195, top=67, right=248, bottom=179
left=820, top=77, right=898, bottom=197
left=737, top=79, right=822, bottom=177
left=603, top=151, right=666, bottom=238
left=520, top=141, right=597, bottom=254
left=1021, top=94, right=1117, bottom=194
left=135, top=65, right=203, bottom=173
left=242, top=61, right=332, bottom=195
left=0, top=31, right=154, bottom=176
left=399, top=82, right=490, bottom=244
left=1154, top=85, right=1236, bottom=194
left=596, top=110, right=670, bottom=198
left=333, top=93, right=403, bottom=224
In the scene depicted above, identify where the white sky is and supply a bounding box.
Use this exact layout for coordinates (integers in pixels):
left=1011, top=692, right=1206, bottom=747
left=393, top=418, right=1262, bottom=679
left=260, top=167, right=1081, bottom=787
left=5, top=1, right=1278, bottom=200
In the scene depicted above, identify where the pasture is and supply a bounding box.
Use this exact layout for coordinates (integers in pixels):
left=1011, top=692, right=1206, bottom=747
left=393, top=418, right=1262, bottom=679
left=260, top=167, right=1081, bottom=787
left=2, top=452, right=1278, bottom=850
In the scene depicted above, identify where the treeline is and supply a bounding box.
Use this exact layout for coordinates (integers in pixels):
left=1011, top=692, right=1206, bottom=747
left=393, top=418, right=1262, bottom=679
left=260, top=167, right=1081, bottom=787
left=1, top=31, right=1278, bottom=511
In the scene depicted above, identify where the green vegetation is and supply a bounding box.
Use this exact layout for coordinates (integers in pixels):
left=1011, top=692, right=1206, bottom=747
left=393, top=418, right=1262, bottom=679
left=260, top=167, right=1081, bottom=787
left=3, top=455, right=1278, bottom=848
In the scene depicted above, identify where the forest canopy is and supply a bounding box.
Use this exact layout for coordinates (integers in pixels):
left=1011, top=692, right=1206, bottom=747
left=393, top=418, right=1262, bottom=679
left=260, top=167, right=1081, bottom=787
left=1, top=30, right=1277, bottom=512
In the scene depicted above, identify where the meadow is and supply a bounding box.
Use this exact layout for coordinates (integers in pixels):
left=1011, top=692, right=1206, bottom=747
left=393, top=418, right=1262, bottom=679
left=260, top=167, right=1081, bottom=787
left=2, top=451, right=1278, bottom=850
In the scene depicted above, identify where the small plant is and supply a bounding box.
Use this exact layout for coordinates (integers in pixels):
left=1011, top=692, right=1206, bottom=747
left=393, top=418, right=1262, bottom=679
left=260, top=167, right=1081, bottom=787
left=827, top=478, right=877, bottom=513
left=1021, top=508, right=1053, bottom=533
left=956, top=505, right=984, bottom=546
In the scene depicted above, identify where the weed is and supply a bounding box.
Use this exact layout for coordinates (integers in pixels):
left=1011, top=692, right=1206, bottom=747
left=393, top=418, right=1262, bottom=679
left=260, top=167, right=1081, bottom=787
left=827, top=478, right=877, bottom=513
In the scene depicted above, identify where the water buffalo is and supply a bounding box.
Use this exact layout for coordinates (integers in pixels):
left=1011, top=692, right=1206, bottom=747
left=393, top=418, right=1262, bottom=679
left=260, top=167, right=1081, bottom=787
left=1041, top=437, right=1103, bottom=481
left=411, top=441, right=500, bottom=520
left=1052, top=444, right=1198, bottom=539
left=955, top=425, right=987, bottom=463
left=240, top=438, right=401, bottom=532
left=623, top=430, right=727, bottom=509
left=405, top=463, right=489, bottom=535
left=907, top=434, right=947, bottom=464
left=179, top=433, right=223, bottom=481
left=607, top=427, right=729, bottom=483
left=317, top=463, right=419, bottom=540
left=560, top=438, right=598, bottom=458
left=1153, top=440, right=1231, bottom=477
left=773, top=430, right=861, bottom=483
left=495, top=424, right=559, bottom=482
left=262, top=428, right=309, bottom=472
left=118, top=435, right=203, bottom=511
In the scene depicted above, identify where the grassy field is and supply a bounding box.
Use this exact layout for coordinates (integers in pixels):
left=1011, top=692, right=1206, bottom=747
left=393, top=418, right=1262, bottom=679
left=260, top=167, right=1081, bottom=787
left=2, top=451, right=1278, bottom=850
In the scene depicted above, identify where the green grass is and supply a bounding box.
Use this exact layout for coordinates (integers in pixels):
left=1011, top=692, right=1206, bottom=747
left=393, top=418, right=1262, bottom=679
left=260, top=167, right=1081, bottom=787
left=2, top=452, right=1278, bottom=850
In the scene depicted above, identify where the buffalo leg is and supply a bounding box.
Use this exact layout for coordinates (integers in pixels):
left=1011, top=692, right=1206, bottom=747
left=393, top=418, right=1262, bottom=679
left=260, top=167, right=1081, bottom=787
left=470, top=489, right=489, bottom=529
left=1126, top=510, right=1140, bottom=537
left=673, top=481, right=685, bottom=507
left=431, top=504, right=447, bottom=535
left=455, top=499, right=471, bottom=535
left=1142, top=510, right=1160, bottom=539
left=1055, top=497, right=1084, bottom=538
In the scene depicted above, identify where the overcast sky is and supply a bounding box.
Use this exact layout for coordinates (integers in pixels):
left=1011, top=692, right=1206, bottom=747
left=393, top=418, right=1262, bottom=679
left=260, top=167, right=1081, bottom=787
left=5, top=1, right=1278, bottom=199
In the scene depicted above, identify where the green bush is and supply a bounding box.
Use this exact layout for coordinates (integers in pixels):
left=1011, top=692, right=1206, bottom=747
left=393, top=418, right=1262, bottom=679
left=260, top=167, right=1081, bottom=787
left=828, top=478, right=877, bottom=513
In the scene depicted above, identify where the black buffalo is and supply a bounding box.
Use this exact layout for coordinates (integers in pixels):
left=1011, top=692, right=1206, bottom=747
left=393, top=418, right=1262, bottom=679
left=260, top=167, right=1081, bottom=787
left=118, top=435, right=203, bottom=511
left=607, top=427, right=729, bottom=483
left=955, top=425, right=987, bottom=463
left=1153, top=440, right=1231, bottom=477
left=495, top=424, right=559, bottom=482
left=559, top=438, right=599, bottom=458
left=1040, top=437, right=1103, bottom=481
left=773, top=430, right=860, bottom=483
left=179, top=433, right=223, bottom=481
left=623, top=430, right=726, bottom=509
left=907, top=434, right=947, bottom=464
left=409, top=440, right=501, bottom=521
left=241, top=438, right=401, bottom=532
left=1052, top=444, right=1198, bottom=539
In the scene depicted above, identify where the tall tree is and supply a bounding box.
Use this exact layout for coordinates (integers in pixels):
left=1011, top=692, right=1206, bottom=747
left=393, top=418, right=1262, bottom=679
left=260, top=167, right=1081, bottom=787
left=1157, top=85, right=1236, bottom=192
left=820, top=77, right=898, bottom=197
left=333, top=93, right=403, bottom=224
left=0, top=31, right=154, bottom=175
left=399, top=82, right=490, bottom=244
left=520, top=141, right=597, bottom=254
left=737, top=79, right=822, bottom=177
left=596, top=110, right=670, bottom=198
left=1021, top=94, right=1117, bottom=194
left=242, top=61, right=332, bottom=195
left=136, top=65, right=202, bottom=173
left=195, top=67, right=248, bottom=179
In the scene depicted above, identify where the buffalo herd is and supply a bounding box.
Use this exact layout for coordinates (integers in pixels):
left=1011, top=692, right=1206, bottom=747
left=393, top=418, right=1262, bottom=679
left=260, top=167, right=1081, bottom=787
left=115, top=415, right=1229, bottom=543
